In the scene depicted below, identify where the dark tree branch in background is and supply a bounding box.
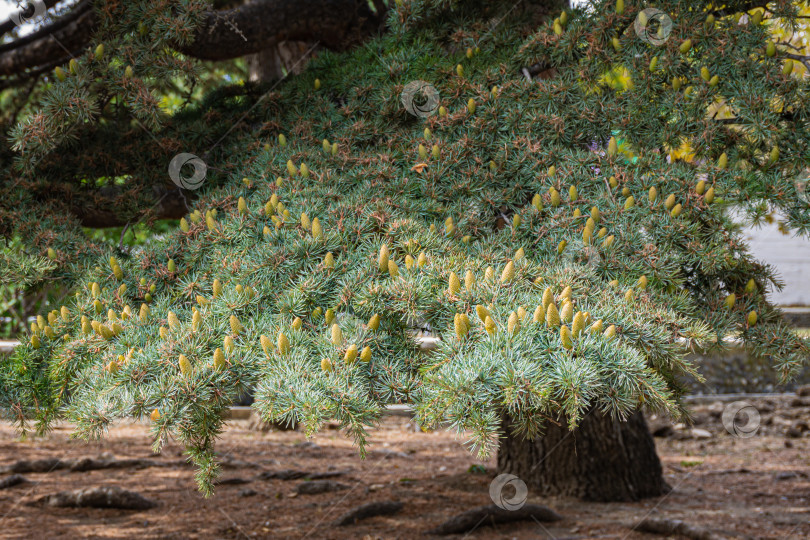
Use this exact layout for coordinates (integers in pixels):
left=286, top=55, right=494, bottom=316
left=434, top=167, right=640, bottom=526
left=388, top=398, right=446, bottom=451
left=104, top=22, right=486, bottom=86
left=177, top=0, right=385, bottom=60
left=0, top=50, right=82, bottom=91
left=72, top=186, right=190, bottom=228
left=0, top=0, right=387, bottom=78
left=784, top=52, right=810, bottom=71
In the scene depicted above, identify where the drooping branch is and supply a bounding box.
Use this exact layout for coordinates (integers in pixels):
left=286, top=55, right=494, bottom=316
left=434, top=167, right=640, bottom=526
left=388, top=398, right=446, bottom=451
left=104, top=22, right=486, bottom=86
left=0, top=0, right=387, bottom=78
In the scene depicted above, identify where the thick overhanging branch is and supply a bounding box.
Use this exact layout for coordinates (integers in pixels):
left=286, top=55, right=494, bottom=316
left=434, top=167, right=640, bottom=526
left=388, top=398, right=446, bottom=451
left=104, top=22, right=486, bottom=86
left=177, top=0, right=386, bottom=60
left=0, top=0, right=387, bottom=78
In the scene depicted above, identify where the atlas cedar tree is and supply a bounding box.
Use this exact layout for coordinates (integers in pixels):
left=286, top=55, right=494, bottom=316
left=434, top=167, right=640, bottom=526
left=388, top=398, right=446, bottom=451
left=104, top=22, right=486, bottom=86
left=1, top=0, right=809, bottom=500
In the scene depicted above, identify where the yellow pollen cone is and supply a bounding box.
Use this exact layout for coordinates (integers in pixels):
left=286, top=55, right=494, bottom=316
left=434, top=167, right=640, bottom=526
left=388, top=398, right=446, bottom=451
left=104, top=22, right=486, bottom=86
left=344, top=344, right=358, bottom=363
left=550, top=187, right=561, bottom=207
left=542, top=287, right=554, bottom=310
left=454, top=314, right=468, bottom=338
left=448, top=272, right=461, bottom=295
left=507, top=312, right=520, bottom=335
left=214, top=348, right=226, bottom=370
left=572, top=311, right=585, bottom=337
left=331, top=324, right=343, bottom=346
left=278, top=332, right=291, bottom=355
left=178, top=354, right=191, bottom=375
left=745, top=279, right=757, bottom=294
left=465, top=270, right=475, bottom=291
left=560, top=302, right=573, bottom=323
left=625, top=288, right=635, bottom=302
left=560, top=325, right=573, bottom=349
left=484, top=315, right=497, bottom=335
left=501, top=261, right=515, bottom=283
left=379, top=244, right=390, bottom=272
left=230, top=314, right=243, bottom=334
left=533, top=305, right=545, bottom=323
left=260, top=334, right=272, bottom=355
left=546, top=303, right=560, bottom=327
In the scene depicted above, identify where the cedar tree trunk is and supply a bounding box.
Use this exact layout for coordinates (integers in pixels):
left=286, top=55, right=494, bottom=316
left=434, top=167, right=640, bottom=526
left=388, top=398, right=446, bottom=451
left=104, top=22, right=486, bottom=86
left=497, top=409, right=671, bottom=502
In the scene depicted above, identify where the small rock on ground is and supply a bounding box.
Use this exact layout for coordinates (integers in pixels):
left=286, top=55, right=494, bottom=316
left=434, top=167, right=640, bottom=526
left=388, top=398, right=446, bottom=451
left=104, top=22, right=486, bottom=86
left=295, top=480, right=348, bottom=495
left=335, top=501, right=404, bottom=526
left=428, top=504, right=562, bottom=535
left=32, top=486, right=157, bottom=510
left=0, top=474, right=29, bottom=490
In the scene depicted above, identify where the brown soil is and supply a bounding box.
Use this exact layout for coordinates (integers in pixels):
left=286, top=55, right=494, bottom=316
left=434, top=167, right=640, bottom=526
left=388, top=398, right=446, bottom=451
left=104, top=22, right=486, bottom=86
left=0, top=396, right=808, bottom=540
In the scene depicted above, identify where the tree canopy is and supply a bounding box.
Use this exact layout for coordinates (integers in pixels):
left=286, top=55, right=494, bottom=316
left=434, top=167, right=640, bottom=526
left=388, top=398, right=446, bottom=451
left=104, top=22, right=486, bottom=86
left=1, top=0, right=809, bottom=495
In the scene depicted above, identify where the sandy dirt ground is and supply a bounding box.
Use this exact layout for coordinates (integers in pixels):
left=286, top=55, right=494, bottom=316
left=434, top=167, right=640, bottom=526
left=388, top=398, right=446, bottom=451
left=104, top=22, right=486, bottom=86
left=0, top=396, right=808, bottom=540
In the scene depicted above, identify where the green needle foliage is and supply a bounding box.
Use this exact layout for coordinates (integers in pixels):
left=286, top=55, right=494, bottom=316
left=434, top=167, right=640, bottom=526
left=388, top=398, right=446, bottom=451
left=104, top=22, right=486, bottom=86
left=2, top=0, right=809, bottom=495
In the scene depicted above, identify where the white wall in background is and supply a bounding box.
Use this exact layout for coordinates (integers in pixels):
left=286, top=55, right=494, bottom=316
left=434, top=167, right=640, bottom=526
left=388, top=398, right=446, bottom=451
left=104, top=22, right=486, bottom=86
left=0, top=2, right=13, bottom=19
left=742, top=222, right=810, bottom=306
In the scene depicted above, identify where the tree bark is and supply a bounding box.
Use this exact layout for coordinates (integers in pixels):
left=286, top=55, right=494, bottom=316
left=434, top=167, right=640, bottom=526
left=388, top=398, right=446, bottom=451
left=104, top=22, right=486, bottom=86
left=181, top=0, right=381, bottom=61
left=497, top=409, right=671, bottom=502
left=247, top=41, right=317, bottom=83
